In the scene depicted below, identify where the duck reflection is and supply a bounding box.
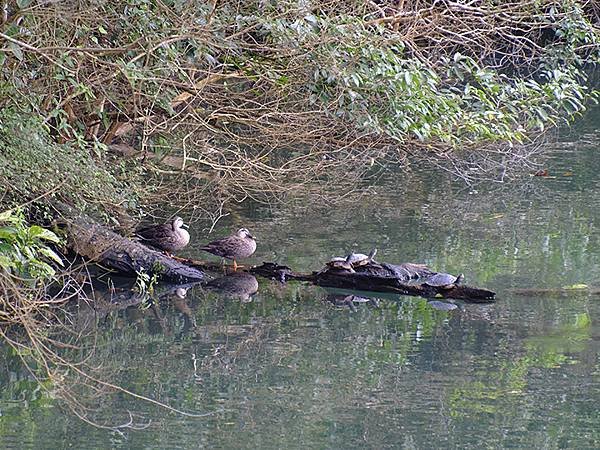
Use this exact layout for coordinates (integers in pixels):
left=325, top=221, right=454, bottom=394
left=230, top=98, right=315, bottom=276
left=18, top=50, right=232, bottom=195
left=174, top=287, right=188, bottom=299
left=205, top=272, right=259, bottom=302
left=168, top=287, right=197, bottom=332
left=132, top=284, right=198, bottom=336
left=72, top=278, right=202, bottom=334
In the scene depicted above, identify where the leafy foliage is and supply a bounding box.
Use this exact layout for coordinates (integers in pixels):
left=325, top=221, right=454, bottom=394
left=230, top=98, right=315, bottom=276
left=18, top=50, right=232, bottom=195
left=133, top=267, right=160, bottom=308
left=265, top=12, right=596, bottom=145
left=0, top=0, right=599, bottom=204
left=0, top=209, right=63, bottom=279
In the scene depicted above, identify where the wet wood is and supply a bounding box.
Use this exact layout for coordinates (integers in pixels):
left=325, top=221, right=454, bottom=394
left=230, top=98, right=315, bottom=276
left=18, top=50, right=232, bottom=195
left=249, top=262, right=496, bottom=303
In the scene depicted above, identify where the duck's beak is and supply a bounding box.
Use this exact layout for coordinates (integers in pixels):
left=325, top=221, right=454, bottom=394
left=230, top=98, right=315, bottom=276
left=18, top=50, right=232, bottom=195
left=182, top=223, right=190, bottom=229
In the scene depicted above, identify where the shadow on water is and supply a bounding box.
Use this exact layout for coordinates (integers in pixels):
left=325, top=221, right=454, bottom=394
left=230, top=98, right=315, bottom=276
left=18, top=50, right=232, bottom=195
left=2, top=111, right=600, bottom=448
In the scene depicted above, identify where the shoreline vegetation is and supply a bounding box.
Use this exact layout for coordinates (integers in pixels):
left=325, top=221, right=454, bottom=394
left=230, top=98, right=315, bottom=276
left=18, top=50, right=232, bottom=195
left=1, top=0, right=600, bottom=430
left=1, top=1, right=599, bottom=217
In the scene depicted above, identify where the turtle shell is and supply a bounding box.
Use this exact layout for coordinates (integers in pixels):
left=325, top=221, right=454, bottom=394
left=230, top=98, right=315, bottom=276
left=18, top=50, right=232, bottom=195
left=324, top=255, right=354, bottom=272
left=331, top=261, right=354, bottom=271
left=347, top=248, right=378, bottom=267
left=424, top=273, right=463, bottom=287
left=347, top=253, right=369, bottom=265
left=326, top=256, right=347, bottom=267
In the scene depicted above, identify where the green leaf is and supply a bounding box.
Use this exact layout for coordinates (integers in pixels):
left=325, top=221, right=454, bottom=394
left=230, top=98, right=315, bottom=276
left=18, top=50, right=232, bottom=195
left=0, top=255, right=16, bottom=270
left=27, top=259, right=55, bottom=278
left=0, top=210, right=15, bottom=222
left=22, top=245, right=35, bottom=260
left=562, top=283, right=588, bottom=290
left=38, top=247, right=64, bottom=266
left=28, top=226, right=61, bottom=243
left=0, top=226, right=17, bottom=241
left=574, top=313, right=591, bottom=328
left=17, top=0, right=33, bottom=8
left=9, top=42, right=23, bottom=61
left=536, top=107, right=549, bottom=122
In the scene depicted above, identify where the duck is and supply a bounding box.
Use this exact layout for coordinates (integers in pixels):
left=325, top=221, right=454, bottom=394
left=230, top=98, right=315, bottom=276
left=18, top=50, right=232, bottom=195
left=200, top=227, right=256, bottom=270
left=136, top=216, right=190, bottom=255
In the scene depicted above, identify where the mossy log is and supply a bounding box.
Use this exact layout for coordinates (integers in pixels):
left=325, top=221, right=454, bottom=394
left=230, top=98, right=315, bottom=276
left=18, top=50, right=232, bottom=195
left=250, top=262, right=496, bottom=303
left=59, top=208, right=204, bottom=282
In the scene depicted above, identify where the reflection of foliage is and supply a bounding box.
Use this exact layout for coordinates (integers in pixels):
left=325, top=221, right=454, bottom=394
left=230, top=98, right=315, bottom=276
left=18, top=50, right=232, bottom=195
left=0, top=274, right=598, bottom=447
left=0, top=268, right=204, bottom=434
left=525, top=312, right=591, bottom=357
left=449, top=311, right=591, bottom=422
left=365, top=299, right=444, bottom=367
left=0, top=280, right=451, bottom=437
left=133, top=268, right=160, bottom=307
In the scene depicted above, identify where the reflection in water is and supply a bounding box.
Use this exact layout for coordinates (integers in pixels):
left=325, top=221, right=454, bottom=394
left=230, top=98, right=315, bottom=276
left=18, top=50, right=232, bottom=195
left=72, top=277, right=203, bottom=333
left=205, top=272, right=259, bottom=302
left=427, top=300, right=458, bottom=311
left=2, top=113, right=600, bottom=448
left=324, top=293, right=380, bottom=312
left=1, top=267, right=599, bottom=448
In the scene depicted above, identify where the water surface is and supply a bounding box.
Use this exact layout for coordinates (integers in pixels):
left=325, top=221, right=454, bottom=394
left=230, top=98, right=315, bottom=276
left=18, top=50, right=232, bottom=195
left=1, top=113, right=600, bottom=449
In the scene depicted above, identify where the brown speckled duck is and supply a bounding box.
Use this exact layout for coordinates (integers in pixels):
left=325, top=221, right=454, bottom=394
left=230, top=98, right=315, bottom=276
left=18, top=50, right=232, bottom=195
left=137, top=216, right=190, bottom=255
left=201, top=227, right=256, bottom=270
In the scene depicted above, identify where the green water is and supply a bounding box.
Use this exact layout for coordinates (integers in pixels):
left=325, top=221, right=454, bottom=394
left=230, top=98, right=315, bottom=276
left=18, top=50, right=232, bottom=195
left=2, top=114, right=600, bottom=449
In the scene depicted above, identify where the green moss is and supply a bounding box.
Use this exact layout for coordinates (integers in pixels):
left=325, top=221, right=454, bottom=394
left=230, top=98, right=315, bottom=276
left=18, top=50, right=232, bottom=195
left=0, top=107, right=138, bottom=219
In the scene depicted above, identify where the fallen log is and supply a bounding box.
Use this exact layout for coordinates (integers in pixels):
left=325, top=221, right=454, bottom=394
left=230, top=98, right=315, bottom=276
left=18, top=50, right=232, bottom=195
left=52, top=204, right=492, bottom=301
left=250, top=262, right=496, bottom=303
left=57, top=205, right=204, bottom=282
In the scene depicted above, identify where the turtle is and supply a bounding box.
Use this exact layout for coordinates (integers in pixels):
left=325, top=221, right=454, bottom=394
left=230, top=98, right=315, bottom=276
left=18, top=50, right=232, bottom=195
left=382, top=262, right=432, bottom=282
left=423, top=272, right=464, bottom=289
left=201, top=227, right=257, bottom=270
left=136, top=216, right=190, bottom=255
left=320, top=253, right=355, bottom=274
left=347, top=248, right=378, bottom=268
